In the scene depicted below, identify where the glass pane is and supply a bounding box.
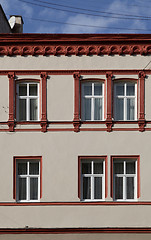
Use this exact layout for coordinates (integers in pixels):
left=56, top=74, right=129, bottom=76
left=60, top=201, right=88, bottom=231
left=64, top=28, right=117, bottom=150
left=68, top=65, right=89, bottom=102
left=115, top=98, right=124, bottom=120
left=19, top=178, right=26, bottom=200
left=114, top=162, right=124, bottom=174
left=30, top=99, right=38, bottom=120
left=83, top=84, right=92, bottom=96
left=115, top=177, right=123, bottom=199
left=18, top=162, right=27, bottom=175
left=82, top=162, right=91, bottom=174
left=29, top=84, right=37, bottom=96
left=126, top=161, right=135, bottom=174
left=19, top=99, right=26, bottom=121
left=94, top=177, right=102, bottom=199
left=30, top=178, right=38, bottom=200
left=127, top=98, right=135, bottom=120
left=83, top=177, right=91, bottom=199
left=94, top=98, right=102, bottom=120
left=94, top=161, right=103, bottom=174
left=94, top=83, right=102, bottom=96
left=83, top=98, right=91, bottom=120
left=127, top=84, right=135, bottom=96
left=29, top=162, right=39, bottom=175
left=116, top=85, right=124, bottom=96
left=127, top=177, right=134, bottom=199
left=19, top=84, right=27, bottom=96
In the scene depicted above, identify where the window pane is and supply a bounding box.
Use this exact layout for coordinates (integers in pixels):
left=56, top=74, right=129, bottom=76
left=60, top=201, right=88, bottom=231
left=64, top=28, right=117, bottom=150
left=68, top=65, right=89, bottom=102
left=94, top=83, right=102, bottom=96
left=30, top=178, right=38, bottom=200
left=94, top=98, right=102, bottom=120
left=29, top=162, right=39, bottom=175
left=83, top=177, right=91, bottom=199
left=30, top=99, right=38, bottom=120
left=83, top=84, right=92, bottom=96
left=19, top=178, right=26, bottom=200
left=127, top=98, right=135, bottom=120
left=114, top=162, right=124, bottom=174
left=116, top=85, right=124, bottom=96
left=19, top=99, right=26, bottom=121
left=94, top=161, right=103, bottom=174
left=19, top=84, right=27, bottom=96
left=127, top=177, right=134, bottom=199
left=29, top=84, right=37, bottom=96
left=18, top=162, right=27, bottom=175
left=83, top=98, right=91, bottom=120
left=126, top=161, right=135, bottom=174
left=115, top=98, right=124, bottom=120
left=115, top=177, right=123, bottom=199
left=82, top=162, right=91, bottom=174
left=94, top=177, right=102, bottom=199
left=127, top=84, right=135, bottom=96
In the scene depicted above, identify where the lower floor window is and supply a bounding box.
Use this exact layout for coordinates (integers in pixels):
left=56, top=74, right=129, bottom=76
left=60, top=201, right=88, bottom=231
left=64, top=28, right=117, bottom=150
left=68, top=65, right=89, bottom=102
left=80, top=157, right=106, bottom=201
left=113, top=158, right=138, bottom=201
left=15, top=158, right=41, bottom=202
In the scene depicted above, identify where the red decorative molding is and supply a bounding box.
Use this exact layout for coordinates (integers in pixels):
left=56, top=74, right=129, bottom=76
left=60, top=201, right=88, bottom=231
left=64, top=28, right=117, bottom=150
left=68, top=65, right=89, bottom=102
left=106, top=72, right=113, bottom=132
left=1, top=34, right=151, bottom=56
left=40, top=72, right=47, bottom=132
left=138, top=71, right=146, bottom=132
left=73, top=72, right=81, bottom=132
left=0, top=227, right=151, bottom=234
left=8, top=72, right=15, bottom=131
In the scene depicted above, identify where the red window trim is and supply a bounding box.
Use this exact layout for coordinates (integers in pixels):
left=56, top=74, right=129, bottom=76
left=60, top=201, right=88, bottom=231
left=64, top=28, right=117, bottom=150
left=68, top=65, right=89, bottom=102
left=78, top=156, right=108, bottom=200
left=13, top=156, right=42, bottom=201
left=8, top=73, right=47, bottom=132
left=73, top=72, right=81, bottom=132
left=110, top=155, right=140, bottom=199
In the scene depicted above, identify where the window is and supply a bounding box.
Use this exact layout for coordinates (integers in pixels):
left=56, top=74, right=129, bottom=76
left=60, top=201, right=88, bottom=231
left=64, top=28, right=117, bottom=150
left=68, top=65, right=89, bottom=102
left=15, top=158, right=41, bottom=202
left=80, top=157, right=106, bottom=201
left=81, top=82, right=104, bottom=121
left=16, top=82, right=39, bottom=121
left=114, top=82, right=137, bottom=120
left=112, top=158, right=138, bottom=201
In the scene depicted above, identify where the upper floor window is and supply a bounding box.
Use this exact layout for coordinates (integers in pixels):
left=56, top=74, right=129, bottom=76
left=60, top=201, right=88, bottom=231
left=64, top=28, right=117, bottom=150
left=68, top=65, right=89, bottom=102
left=80, top=158, right=106, bottom=201
left=16, top=158, right=41, bottom=202
left=114, top=82, right=137, bottom=121
left=81, top=82, right=104, bottom=121
left=16, top=82, right=39, bottom=121
left=113, top=158, right=137, bottom=201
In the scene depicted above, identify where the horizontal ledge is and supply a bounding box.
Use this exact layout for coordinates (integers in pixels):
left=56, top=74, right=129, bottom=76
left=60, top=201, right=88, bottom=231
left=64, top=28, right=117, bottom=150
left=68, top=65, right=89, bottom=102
left=1, top=201, right=151, bottom=206
left=0, top=227, right=151, bottom=234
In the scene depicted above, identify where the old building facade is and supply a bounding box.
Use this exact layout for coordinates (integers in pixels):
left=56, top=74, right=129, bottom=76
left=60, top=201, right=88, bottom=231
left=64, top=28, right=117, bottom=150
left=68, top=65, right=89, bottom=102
left=0, top=33, right=151, bottom=239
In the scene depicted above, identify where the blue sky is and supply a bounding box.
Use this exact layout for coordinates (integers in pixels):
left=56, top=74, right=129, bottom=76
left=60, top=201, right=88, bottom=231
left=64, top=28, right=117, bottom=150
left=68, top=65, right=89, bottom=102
left=1, top=0, right=151, bottom=33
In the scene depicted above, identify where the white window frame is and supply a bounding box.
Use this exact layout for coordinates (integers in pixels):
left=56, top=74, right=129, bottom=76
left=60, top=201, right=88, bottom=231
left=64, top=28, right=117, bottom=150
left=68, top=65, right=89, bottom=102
left=114, top=82, right=137, bottom=121
left=16, top=160, right=40, bottom=202
left=81, top=82, right=104, bottom=121
left=81, top=159, right=105, bottom=201
left=16, top=82, right=40, bottom=121
left=113, top=160, right=137, bottom=201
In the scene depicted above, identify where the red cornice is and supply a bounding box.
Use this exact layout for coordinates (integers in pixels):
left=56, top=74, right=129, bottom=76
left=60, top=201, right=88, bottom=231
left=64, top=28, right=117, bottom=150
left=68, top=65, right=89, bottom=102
left=1, top=34, right=151, bottom=56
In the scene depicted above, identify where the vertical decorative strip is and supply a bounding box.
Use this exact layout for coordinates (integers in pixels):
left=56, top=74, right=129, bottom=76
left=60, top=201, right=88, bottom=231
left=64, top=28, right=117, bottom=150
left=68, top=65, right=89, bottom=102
left=8, top=72, right=15, bottom=132
left=138, top=71, right=145, bottom=132
left=105, top=156, right=108, bottom=198
left=137, top=156, right=140, bottom=198
left=106, top=72, right=113, bottom=132
left=73, top=72, right=81, bottom=132
left=40, top=72, right=47, bottom=132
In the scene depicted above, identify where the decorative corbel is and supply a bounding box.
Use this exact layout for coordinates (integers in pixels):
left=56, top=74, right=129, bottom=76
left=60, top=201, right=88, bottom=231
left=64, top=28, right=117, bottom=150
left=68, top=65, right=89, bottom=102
left=105, top=72, right=113, bottom=132
left=73, top=72, right=81, bottom=132
left=40, top=72, right=48, bottom=132
left=8, top=72, right=15, bottom=132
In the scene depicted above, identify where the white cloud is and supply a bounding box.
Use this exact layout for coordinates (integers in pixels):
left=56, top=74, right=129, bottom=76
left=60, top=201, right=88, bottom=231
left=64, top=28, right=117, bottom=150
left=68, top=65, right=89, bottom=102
left=61, top=0, right=148, bottom=33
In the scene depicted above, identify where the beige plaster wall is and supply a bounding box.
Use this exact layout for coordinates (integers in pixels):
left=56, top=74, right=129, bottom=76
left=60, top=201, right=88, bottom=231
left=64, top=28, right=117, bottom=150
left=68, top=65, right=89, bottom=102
left=1, top=55, right=151, bottom=70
